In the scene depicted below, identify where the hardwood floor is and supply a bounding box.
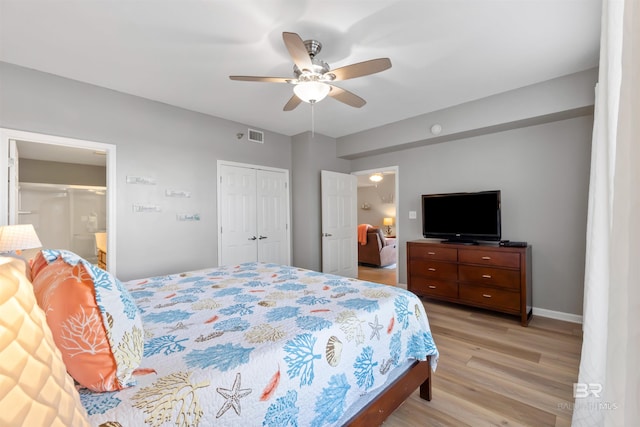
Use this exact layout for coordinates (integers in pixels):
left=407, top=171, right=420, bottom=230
left=380, top=300, right=583, bottom=427
left=356, top=264, right=583, bottom=426
left=358, top=264, right=397, bottom=286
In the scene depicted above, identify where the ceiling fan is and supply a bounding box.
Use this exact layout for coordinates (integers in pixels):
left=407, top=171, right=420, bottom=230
left=229, top=32, right=392, bottom=111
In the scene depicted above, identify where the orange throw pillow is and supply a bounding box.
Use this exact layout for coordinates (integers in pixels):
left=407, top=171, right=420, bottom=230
left=31, top=250, right=143, bottom=392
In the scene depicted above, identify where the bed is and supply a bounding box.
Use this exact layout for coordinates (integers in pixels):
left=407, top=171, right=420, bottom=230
left=34, top=257, right=439, bottom=426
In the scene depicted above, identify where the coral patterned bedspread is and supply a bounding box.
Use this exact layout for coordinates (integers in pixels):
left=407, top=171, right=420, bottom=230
left=81, top=263, right=439, bottom=426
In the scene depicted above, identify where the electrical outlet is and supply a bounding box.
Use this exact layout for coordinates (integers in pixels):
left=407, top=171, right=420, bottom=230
left=409, top=211, right=417, bottom=219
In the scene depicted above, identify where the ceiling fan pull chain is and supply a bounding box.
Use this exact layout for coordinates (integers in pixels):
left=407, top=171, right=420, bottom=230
left=311, top=102, right=315, bottom=137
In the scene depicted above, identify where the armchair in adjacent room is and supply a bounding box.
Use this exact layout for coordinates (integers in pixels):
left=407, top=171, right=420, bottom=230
left=357, top=226, right=397, bottom=267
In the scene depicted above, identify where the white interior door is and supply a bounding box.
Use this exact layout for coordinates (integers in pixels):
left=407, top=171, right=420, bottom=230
left=256, top=169, right=289, bottom=264
left=219, top=164, right=258, bottom=265
left=218, top=162, right=290, bottom=266
left=321, top=170, right=357, bottom=277
left=7, top=139, right=18, bottom=224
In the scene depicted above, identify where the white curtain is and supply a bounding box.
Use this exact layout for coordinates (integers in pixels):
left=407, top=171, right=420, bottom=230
left=572, top=0, right=639, bottom=425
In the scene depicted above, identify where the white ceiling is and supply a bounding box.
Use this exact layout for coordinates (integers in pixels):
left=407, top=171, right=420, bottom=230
left=0, top=0, right=601, bottom=139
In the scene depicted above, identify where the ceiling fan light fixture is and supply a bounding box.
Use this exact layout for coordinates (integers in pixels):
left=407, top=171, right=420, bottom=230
left=369, top=173, right=383, bottom=183
left=294, top=81, right=330, bottom=104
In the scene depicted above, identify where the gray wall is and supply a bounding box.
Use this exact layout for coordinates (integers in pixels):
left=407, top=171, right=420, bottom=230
left=339, top=68, right=597, bottom=159
left=344, top=70, right=596, bottom=316
left=350, top=117, right=593, bottom=315
left=1, top=61, right=594, bottom=315
left=20, top=158, right=107, bottom=186
left=0, top=62, right=292, bottom=281
left=291, top=131, right=351, bottom=271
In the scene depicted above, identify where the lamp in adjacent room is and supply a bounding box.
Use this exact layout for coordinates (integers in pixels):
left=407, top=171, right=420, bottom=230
left=0, top=224, right=43, bottom=261
left=369, top=173, right=383, bottom=183
left=383, top=217, right=394, bottom=236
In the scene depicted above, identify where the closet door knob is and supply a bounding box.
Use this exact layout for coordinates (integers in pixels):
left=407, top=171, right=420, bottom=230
left=248, top=236, right=257, bottom=240
left=258, top=235, right=267, bottom=240
left=322, top=233, right=332, bottom=237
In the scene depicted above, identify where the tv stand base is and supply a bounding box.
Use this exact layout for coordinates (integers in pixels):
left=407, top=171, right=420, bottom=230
left=407, top=241, right=532, bottom=326
left=441, top=239, right=478, bottom=245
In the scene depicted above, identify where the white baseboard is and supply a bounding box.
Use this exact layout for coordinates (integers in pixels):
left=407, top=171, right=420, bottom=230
left=407, top=287, right=583, bottom=324
left=533, top=307, right=583, bottom=324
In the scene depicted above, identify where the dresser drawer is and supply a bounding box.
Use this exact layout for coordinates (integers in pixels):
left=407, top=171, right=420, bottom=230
left=408, top=244, right=457, bottom=262
left=459, top=249, right=520, bottom=268
left=459, top=285, right=519, bottom=311
left=410, top=278, right=458, bottom=299
left=459, top=265, right=520, bottom=289
left=408, top=260, right=457, bottom=281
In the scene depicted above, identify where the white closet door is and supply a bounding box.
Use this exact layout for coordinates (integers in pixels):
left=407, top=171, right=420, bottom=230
left=219, top=162, right=290, bottom=266
left=256, top=169, right=289, bottom=265
left=219, top=164, right=258, bottom=265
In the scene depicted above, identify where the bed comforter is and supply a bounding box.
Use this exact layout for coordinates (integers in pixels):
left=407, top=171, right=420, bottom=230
left=81, top=262, right=438, bottom=426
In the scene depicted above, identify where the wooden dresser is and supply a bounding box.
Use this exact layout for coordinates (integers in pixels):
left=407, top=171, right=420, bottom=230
left=407, top=240, right=532, bottom=326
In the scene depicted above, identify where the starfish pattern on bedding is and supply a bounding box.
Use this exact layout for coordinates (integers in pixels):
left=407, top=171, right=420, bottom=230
left=368, top=315, right=383, bottom=340
left=216, top=373, right=252, bottom=418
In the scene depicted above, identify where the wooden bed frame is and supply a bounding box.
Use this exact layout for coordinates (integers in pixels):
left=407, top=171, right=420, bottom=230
left=345, top=357, right=432, bottom=426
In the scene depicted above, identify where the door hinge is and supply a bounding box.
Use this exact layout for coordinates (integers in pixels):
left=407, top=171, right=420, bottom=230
left=220, top=176, right=222, bottom=184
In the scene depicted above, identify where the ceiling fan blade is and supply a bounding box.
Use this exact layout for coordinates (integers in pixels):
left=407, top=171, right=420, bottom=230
left=229, top=76, right=292, bottom=83
left=282, top=32, right=313, bottom=72
left=328, top=85, right=366, bottom=108
left=283, top=94, right=302, bottom=111
left=330, top=58, right=392, bottom=81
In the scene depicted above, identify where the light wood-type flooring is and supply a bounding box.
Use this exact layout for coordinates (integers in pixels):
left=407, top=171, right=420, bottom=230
left=357, top=266, right=583, bottom=427
left=358, top=264, right=397, bottom=286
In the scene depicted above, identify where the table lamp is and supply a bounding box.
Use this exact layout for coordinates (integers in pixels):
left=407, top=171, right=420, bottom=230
left=0, top=224, right=43, bottom=268
left=383, top=217, right=394, bottom=236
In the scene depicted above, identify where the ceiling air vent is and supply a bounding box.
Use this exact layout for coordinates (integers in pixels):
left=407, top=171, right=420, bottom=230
left=248, top=129, right=264, bottom=144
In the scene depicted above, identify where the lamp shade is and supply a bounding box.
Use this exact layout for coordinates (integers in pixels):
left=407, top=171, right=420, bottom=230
left=0, top=224, right=42, bottom=252
left=383, top=217, right=394, bottom=226
left=293, top=81, right=330, bottom=103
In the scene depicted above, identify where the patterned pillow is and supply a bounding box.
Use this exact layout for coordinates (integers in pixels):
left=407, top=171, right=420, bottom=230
left=31, top=250, right=144, bottom=392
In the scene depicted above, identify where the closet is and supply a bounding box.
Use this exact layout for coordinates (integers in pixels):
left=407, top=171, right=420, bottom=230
left=218, top=162, right=290, bottom=266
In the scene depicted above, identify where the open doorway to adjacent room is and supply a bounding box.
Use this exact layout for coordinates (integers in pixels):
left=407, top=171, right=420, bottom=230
left=0, top=128, right=117, bottom=274
left=353, top=167, right=398, bottom=286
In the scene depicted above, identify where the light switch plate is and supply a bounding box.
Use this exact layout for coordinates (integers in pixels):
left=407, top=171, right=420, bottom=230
left=409, top=211, right=417, bottom=219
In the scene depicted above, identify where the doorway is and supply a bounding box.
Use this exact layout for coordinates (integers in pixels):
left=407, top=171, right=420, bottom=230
left=353, top=166, right=399, bottom=286
left=0, top=128, right=117, bottom=274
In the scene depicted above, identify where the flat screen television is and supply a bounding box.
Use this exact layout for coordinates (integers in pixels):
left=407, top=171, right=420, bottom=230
left=421, top=190, right=501, bottom=244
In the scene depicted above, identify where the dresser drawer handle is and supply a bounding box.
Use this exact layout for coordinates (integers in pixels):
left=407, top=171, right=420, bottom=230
left=427, top=251, right=436, bottom=255
left=482, top=274, right=492, bottom=279
left=428, top=268, right=436, bottom=272
left=482, top=294, right=492, bottom=298
left=481, top=256, right=491, bottom=260
left=428, top=285, right=436, bottom=289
